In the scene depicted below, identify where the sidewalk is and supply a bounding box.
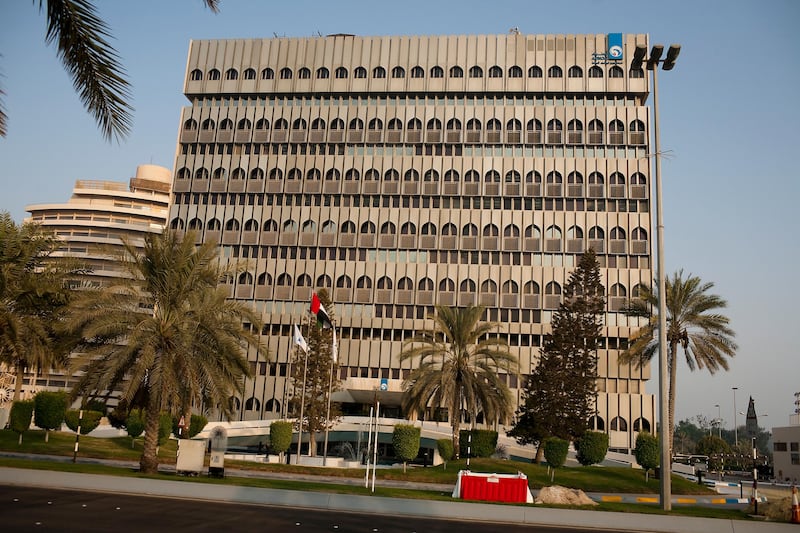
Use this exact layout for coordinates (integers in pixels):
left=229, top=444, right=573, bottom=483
left=0, top=463, right=796, bottom=532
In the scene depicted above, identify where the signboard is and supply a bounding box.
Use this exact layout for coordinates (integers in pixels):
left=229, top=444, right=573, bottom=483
left=592, top=33, right=624, bottom=65
left=380, top=378, right=388, bottom=391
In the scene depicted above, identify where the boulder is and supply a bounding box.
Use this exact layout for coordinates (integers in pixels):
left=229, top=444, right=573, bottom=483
left=536, top=485, right=597, bottom=506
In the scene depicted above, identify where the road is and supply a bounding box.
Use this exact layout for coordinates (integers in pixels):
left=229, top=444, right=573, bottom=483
left=1, top=485, right=628, bottom=533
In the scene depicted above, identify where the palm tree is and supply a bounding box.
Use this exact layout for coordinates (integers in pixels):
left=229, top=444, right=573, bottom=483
left=620, top=270, right=737, bottom=456
left=400, top=305, right=518, bottom=457
left=0, top=213, right=76, bottom=400
left=65, top=230, right=267, bottom=473
left=1, top=0, right=220, bottom=140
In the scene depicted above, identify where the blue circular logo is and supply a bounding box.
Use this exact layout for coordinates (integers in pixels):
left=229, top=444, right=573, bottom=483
left=609, top=45, right=623, bottom=59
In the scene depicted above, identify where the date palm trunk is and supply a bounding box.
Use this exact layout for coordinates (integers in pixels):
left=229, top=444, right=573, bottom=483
left=140, top=385, right=161, bottom=474
left=667, top=341, right=679, bottom=461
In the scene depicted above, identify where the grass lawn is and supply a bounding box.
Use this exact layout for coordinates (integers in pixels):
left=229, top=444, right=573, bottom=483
left=1, top=428, right=751, bottom=522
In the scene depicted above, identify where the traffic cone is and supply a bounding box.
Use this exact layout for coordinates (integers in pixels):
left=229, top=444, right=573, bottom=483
left=791, top=485, right=800, bottom=524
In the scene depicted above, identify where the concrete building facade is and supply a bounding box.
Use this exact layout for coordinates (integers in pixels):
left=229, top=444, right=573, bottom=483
left=169, top=33, right=655, bottom=450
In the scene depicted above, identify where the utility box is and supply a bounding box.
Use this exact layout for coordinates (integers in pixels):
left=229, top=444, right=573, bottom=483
left=208, top=426, right=228, bottom=478
left=176, top=439, right=205, bottom=476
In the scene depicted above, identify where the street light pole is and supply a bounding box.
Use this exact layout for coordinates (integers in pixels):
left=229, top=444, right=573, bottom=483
left=631, top=41, right=681, bottom=512
left=715, top=404, right=722, bottom=439
left=733, top=387, right=738, bottom=447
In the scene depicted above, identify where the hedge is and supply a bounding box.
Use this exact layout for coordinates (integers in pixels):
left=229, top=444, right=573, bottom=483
left=33, top=391, right=68, bottom=442
left=64, top=409, right=103, bottom=435
left=392, top=424, right=421, bottom=471
left=576, top=431, right=609, bottom=466
left=269, top=421, right=293, bottom=455
left=458, top=429, right=498, bottom=458
left=9, top=400, right=34, bottom=444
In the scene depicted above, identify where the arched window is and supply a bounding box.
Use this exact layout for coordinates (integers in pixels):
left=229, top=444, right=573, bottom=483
left=568, top=65, right=583, bottom=78
left=410, top=66, right=424, bottom=78
left=630, top=119, right=646, bottom=144
left=610, top=416, right=628, bottom=431
left=356, top=275, right=372, bottom=289
left=354, top=66, right=367, bottom=79
left=547, top=65, right=563, bottom=78
left=183, top=119, right=198, bottom=131
left=335, top=66, right=348, bottom=79
left=546, top=119, right=563, bottom=144
left=279, top=67, right=292, bottom=79
left=588, top=119, right=604, bottom=144
left=372, top=66, right=386, bottom=78
left=231, top=168, right=246, bottom=180
left=486, top=118, right=502, bottom=143
left=544, top=281, right=562, bottom=309
left=609, top=66, right=624, bottom=78
left=201, top=118, right=215, bottom=130
left=225, top=68, right=238, bottom=80
left=208, top=69, right=220, bottom=80
left=526, top=119, right=542, bottom=144
left=392, top=66, right=406, bottom=78
left=316, top=67, right=329, bottom=79
left=488, top=65, right=503, bottom=78
left=421, top=222, right=437, bottom=235
left=176, top=167, right=191, bottom=180
left=336, top=275, right=352, bottom=289
left=261, top=68, right=274, bottom=80
left=237, top=118, right=252, bottom=130
left=190, top=69, right=203, bottom=81
left=244, top=397, right=260, bottom=412
left=170, top=217, right=185, bottom=230
left=449, top=66, right=463, bottom=78
left=207, top=218, right=222, bottom=231
left=588, top=416, right=605, bottom=431
left=255, top=118, right=270, bottom=131
left=212, top=167, right=226, bottom=180
left=250, top=168, right=265, bottom=180
left=195, top=168, right=209, bottom=180
left=344, top=168, right=360, bottom=181
left=219, top=118, right=233, bottom=131
left=609, top=119, right=625, bottom=145
left=528, top=65, right=543, bottom=78
left=469, top=65, right=483, bottom=78
left=567, top=119, right=583, bottom=144
left=376, top=276, right=392, bottom=290
left=298, top=67, right=311, bottom=79
left=630, top=67, right=645, bottom=79
left=430, top=66, right=444, bottom=78
left=633, top=418, right=651, bottom=432
left=508, top=65, right=523, bottom=78
left=261, top=219, right=277, bottom=233
left=243, top=68, right=256, bottom=80
left=588, top=65, right=603, bottom=78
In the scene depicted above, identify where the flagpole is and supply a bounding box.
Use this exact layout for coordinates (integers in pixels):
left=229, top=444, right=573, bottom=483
left=295, top=323, right=309, bottom=465
left=322, top=323, right=335, bottom=466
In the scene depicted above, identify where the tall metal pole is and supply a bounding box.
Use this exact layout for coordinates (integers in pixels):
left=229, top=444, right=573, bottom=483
left=651, top=63, right=671, bottom=511
left=733, top=387, right=738, bottom=447
left=715, top=404, right=722, bottom=439
left=295, top=332, right=309, bottom=465
left=322, top=325, right=335, bottom=466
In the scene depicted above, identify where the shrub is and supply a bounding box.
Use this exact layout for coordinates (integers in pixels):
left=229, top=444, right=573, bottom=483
left=188, top=414, right=207, bottom=438
left=576, top=431, right=609, bottom=466
left=9, top=400, right=34, bottom=444
left=158, top=412, right=173, bottom=445
left=83, top=399, right=107, bottom=416
left=64, top=410, right=103, bottom=435
left=33, top=391, right=68, bottom=442
left=269, top=421, right=293, bottom=455
left=437, top=438, right=454, bottom=467
left=695, top=435, right=730, bottom=457
left=126, top=412, right=144, bottom=448
left=392, top=424, right=421, bottom=472
left=634, top=431, right=660, bottom=482
left=459, top=429, right=498, bottom=458
left=543, top=437, right=569, bottom=482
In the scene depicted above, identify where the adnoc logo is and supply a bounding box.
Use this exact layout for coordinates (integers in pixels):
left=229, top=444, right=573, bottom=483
left=608, top=33, right=623, bottom=60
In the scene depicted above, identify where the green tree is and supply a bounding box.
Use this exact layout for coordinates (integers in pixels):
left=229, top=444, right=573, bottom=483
left=33, top=391, right=67, bottom=442
left=9, top=400, right=34, bottom=444
left=437, top=438, right=454, bottom=468
left=0, top=0, right=220, bottom=140
left=187, top=414, right=207, bottom=439
left=64, top=230, right=268, bottom=473
left=269, top=420, right=293, bottom=460
left=400, top=305, right=518, bottom=458
left=459, top=429, right=498, bottom=458
left=621, top=271, right=737, bottom=457
left=0, top=213, right=78, bottom=401
left=510, top=250, right=604, bottom=460
left=64, top=409, right=102, bottom=434
left=634, top=431, right=660, bottom=482
left=392, top=424, right=421, bottom=473
left=289, top=289, right=340, bottom=457
left=575, top=430, right=609, bottom=466
left=125, top=411, right=144, bottom=448
left=543, top=437, right=569, bottom=482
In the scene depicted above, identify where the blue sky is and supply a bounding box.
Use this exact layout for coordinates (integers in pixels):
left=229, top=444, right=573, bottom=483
left=1, top=0, right=798, bottom=433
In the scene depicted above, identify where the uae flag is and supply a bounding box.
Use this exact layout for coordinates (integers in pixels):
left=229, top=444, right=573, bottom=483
left=310, top=292, right=333, bottom=329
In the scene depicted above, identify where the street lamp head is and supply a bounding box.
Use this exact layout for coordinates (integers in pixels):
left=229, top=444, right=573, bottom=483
left=631, top=45, right=648, bottom=70
left=647, top=45, right=664, bottom=70
left=662, top=45, right=681, bottom=71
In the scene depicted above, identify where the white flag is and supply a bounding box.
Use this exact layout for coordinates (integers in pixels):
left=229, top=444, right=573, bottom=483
left=293, top=323, right=308, bottom=354
left=332, top=326, right=338, bottom=364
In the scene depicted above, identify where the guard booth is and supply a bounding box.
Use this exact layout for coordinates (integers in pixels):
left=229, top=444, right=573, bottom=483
left=209, top=426, right=228, bottom=478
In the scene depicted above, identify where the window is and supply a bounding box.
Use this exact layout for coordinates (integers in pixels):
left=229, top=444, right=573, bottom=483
left=508, top=66, right=523, bottom=78
left=391, top=66, right=405, bottom=78
left=316, top=67, right=329, bottom=79
left=449, top=66, right=463, bottom=78
left=547, top=65, right=563, bottom=78
left=298, top=67, right=311, bottom=79
left=488, top=65, right=503, bottom=78
left=225, top=68, right=238, bottom=80
left=208, top=69, right=220, bottom=80
left=279, top=67, right=292, bottom=79
left=568, top=65, right=583, bottom=78
left=629, top=67, right=644, bottom=79
left=410, top=66, right=424, bottom=78
left=469, top=65, right=483, bottom=78
left=610, top=416, right=628, bottom=431
left=372, top=66, right=386, bottom=78
left=190, top=69, right=203, bottom=81
left=354, top=66, right=367, bottom=78
left=335, top=66, right=348, bottom=79
left=261, top=68, right=274, bottom=80
left=430, top=66, right=444, bottom=78
left=243, top=68, right=256, bottom=80
left=609, top=66, right=624, bottom=78
left=528, top=65, right=543, bottom=78
left=588, top=65, right=603, bottom=78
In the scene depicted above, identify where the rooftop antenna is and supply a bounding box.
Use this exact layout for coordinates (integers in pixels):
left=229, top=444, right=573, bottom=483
left=509, top=27, right=520, bottom=35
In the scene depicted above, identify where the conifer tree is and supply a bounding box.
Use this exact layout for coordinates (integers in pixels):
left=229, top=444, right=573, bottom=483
left=290, top=288, right=340, bottom=456
left=510, top=249, right=605, bottom=460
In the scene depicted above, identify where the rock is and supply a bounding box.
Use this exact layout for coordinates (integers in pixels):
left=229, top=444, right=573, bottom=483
left=536, top=485, right=597, bottom=506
